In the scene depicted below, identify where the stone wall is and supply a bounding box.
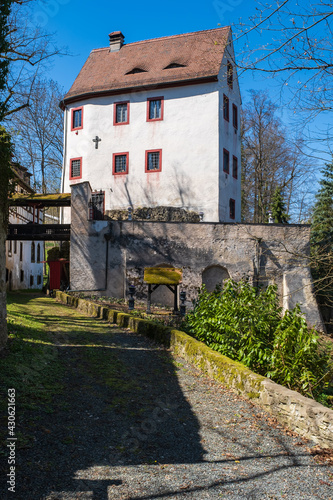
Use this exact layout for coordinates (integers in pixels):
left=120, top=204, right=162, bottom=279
left=105, top=206, right=200, bottom=222
left=69, top=182, right=323, bottom=329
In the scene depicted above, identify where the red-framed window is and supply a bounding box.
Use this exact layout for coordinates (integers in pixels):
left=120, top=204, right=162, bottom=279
left=69, top=157, right=82, bottom=180
left=71, top=106, right=83, bottom=131
left=145, top=149, right=162, bottom=172
left=227, top=61, right=233, bottom=89
left=229, top=198, right=235, bottom=219
left=223, top=148, right=229, bottom=174
left=232, top=156, right=238, bottom=179
left=114, top=101, right=130, bottom=125
left=147, top=97, right=164, bottom=121
left=232, top=104, right=238, bottom=129
left=113, top=152, right=129, bottom=175
left=223, top=94, right=229, bottom=121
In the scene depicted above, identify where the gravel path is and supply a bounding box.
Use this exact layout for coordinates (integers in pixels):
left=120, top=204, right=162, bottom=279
left=1, top=304, right=333, bottom=500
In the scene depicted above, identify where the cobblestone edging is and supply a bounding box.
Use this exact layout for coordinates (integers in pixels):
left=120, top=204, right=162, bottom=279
left=56, top=291, right=333, bottom=449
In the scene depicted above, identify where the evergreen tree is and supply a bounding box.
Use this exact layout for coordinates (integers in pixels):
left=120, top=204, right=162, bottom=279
left=311, top=158, right=333, bottom=249
left=310, top=158, right=333, bottom=328
left=271, top=186, right=289, bottom=223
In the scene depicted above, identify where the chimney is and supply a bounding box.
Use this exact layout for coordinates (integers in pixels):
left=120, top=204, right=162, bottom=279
left=109, top=31, right=125, bottom=52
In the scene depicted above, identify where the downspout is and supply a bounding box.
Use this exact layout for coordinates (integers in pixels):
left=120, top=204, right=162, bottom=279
left=104, top=231, right=112, bottom=290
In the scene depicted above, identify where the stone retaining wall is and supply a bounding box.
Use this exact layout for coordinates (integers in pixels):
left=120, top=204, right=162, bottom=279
left=56, top=291, right=333, bottom=449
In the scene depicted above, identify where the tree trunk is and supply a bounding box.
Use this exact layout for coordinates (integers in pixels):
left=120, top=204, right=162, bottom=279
left=0, top=225, right=7, bottom=349
left=0, top=128, right=13, bottom=351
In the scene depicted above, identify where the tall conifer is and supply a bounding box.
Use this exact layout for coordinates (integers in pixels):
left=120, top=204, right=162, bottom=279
left=311, top=158, right=333, bottom=327
left=271, top=186, right=289, bottom=223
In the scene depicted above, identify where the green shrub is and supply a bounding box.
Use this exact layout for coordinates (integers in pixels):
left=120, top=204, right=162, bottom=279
left=185, top=280, right=332, bottom=401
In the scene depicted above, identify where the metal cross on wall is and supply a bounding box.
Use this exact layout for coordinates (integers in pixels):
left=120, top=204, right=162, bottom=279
left=92, top=136, right=101, bottom=149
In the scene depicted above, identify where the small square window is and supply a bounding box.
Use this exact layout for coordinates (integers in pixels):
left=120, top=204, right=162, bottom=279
left=113, top=153, right=129, bottom=175
left=223, top=149, right=229, bottom=174
left=229, top=199, right=235, bottom=219
left=71, top=107, right=83, bottom=131
left=223, top=94, right=229, bottom=121
left=227, top=61, right=233, bottom=89
left=147, top=97, right=164, bottom=121
left=232, top=104, right=238, bottom=129
left=145, top=150, right=162, bottom=172
left=70, top=158, right=82, bottom=180
left=232, top=156, right=238, bottom=179
left=114, top=101, right=129, bottom=125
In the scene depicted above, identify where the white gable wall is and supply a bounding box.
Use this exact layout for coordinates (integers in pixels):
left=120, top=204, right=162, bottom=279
left=218, top=32, right=242, bottom=222
left=62, top=61, right=241, bottom=223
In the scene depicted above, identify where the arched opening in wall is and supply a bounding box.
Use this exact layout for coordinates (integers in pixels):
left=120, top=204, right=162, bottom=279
left=31, top=242, right=35, bottom=263
left=202, top=265, right=230, bottom=293
left=37, top=243, right=41, bottom=263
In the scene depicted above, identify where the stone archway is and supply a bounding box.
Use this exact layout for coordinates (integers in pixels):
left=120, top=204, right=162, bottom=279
left=202, top=265, right=230, bottom=292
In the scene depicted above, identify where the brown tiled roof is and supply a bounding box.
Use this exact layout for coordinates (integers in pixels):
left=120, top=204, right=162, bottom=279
left=63, top=27, right=230, bottom=105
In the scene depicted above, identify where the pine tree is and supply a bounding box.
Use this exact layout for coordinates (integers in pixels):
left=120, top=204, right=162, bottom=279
left=271, top=186, right=289, bottom=223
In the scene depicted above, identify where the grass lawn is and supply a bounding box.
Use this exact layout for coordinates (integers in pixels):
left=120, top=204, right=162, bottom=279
left=0, top=291, right=123, bottom=455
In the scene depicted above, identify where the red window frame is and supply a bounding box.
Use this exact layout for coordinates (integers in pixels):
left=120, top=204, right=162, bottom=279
left=227, top=60, right=233, bottom=90
left=145, top=149, right=162, bottom=173
left=69, top=157, right=82, bottom=180
left=232, top=104, right=238, bottom=129
left=71, top=106, right=83, bottom=131
left=147, top=96, right=164, bottom=122
left=232, top=155, right=238, bottom=179
left=223, top=148, right=229, bottom=174
left=223, top=94, right=229, bottom=121
left=112, top=152, right=129, bottom=175
left=113, top=101, right=130, bottom=125
left=229, top=198, right=236, bottom=219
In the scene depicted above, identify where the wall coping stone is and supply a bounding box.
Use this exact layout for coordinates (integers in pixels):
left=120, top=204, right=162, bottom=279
left=55, top=291, right=333, bottom=449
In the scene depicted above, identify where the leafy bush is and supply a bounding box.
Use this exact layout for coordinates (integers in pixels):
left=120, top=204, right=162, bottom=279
left=185, top=280, right=332, bottom=401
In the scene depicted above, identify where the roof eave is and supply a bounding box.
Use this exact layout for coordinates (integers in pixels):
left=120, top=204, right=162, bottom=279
left=61, top=75, right=219, bottom=108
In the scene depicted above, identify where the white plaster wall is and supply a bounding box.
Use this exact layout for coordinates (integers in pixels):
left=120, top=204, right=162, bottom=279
left=62, top=82, right=221, bottom=222
left=217, top=33, right=242, bottom=222
left=6, top=206, right=44, bottom=290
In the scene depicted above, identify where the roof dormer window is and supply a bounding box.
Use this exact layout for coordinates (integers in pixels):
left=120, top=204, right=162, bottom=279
left=125, top=67, right=147, bottom=75
left=163, top=62, right=186, bottom=69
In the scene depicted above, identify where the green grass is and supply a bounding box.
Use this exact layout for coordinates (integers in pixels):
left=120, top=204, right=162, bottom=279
left=0, top=292, right=116, bottom=452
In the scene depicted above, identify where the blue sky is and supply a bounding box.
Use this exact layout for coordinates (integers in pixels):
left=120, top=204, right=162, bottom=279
left=31, top=0, right=260, bottom=93
left=29, top=0, right=331, bottom=165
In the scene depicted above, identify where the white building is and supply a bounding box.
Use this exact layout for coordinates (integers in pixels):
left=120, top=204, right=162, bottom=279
left=61, top=27, right=241, bottom=223
left=6, top=164, right=44, bottom=290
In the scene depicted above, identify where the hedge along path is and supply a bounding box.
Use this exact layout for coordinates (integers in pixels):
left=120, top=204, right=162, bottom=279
left=2, top=292, right=333, bottom=500
left=56, top=291, right=333, bottom=450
